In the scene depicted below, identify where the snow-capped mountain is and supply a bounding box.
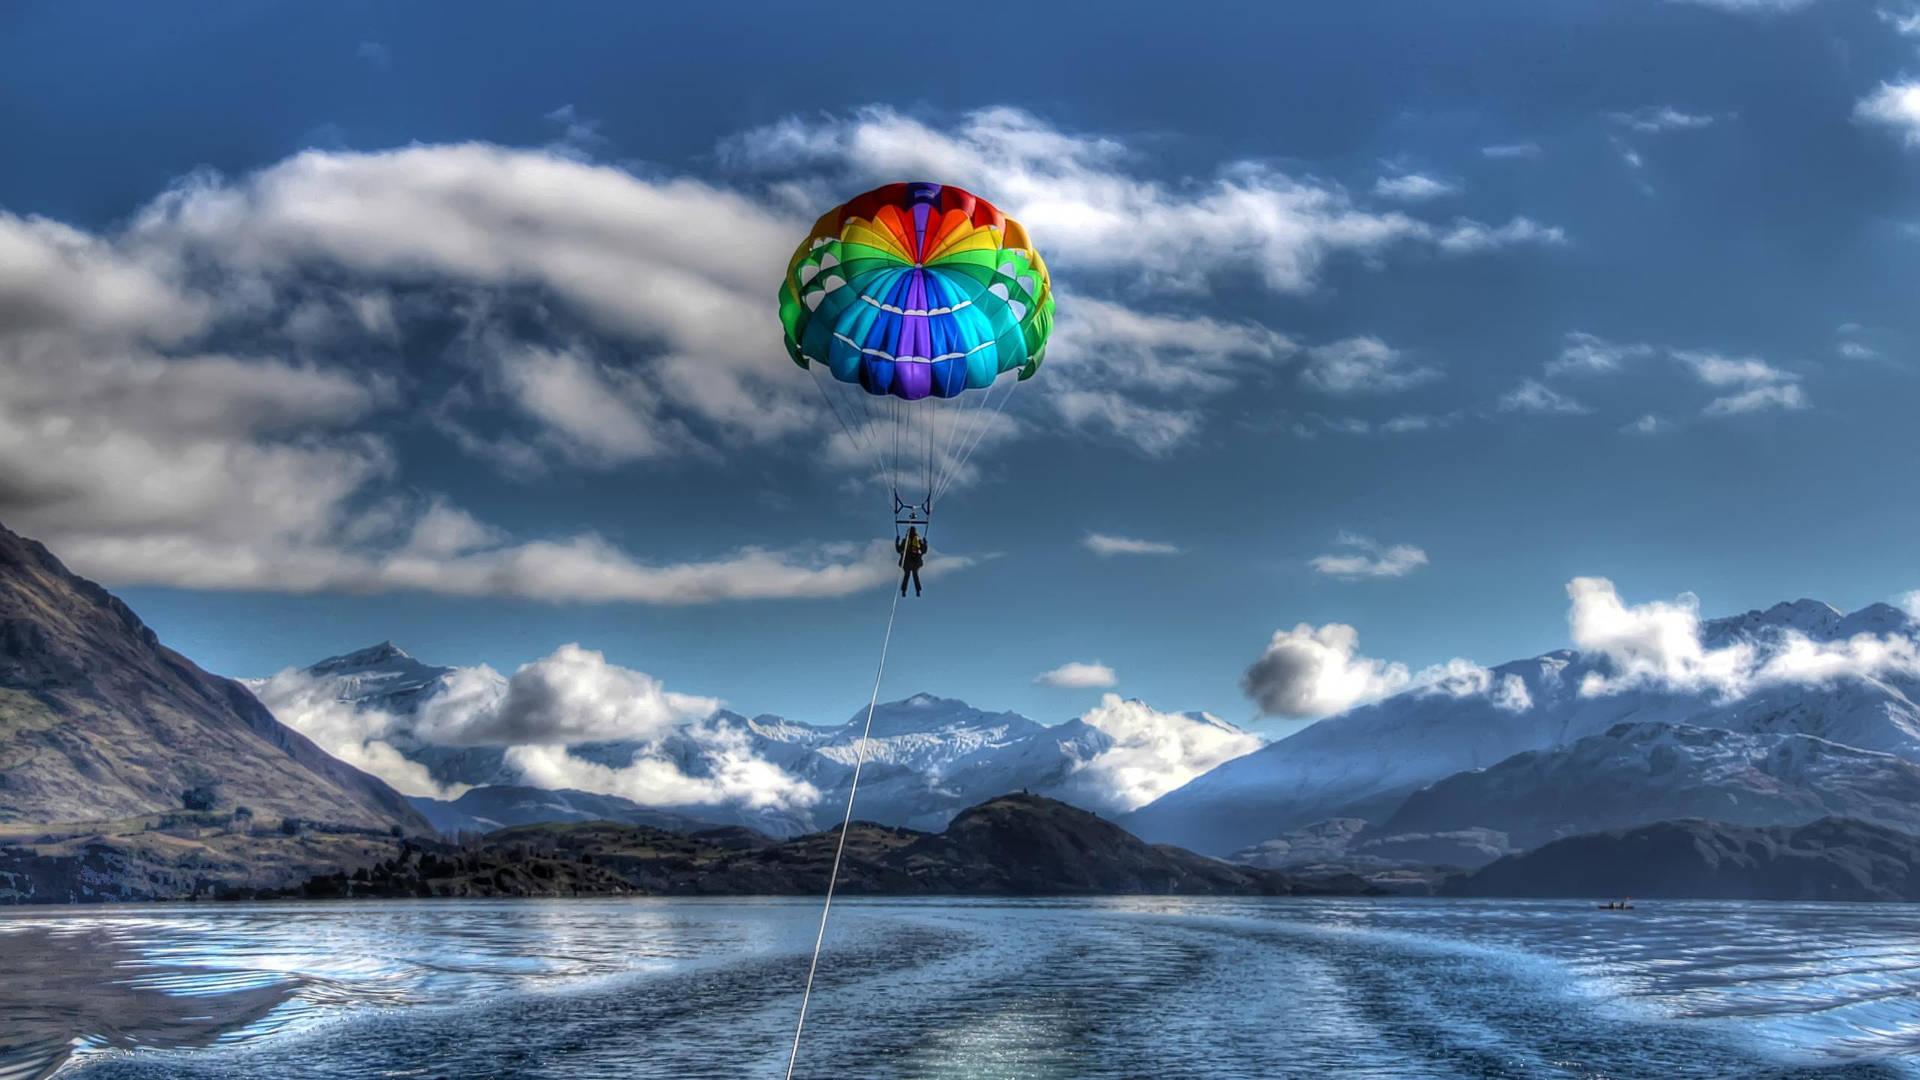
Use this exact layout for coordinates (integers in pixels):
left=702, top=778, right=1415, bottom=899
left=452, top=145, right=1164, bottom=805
left=1127, top=599, right=1920, bottom=855
left=260, top=647, right=1141, bottom=835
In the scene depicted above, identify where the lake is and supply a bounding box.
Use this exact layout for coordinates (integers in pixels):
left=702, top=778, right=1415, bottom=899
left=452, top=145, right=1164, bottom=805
left=4, top=896, right=1918, bottom=1079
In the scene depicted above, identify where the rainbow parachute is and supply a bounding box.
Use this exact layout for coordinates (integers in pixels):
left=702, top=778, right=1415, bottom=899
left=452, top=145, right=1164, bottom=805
left=779, top=182, right=1053, bottom=401
left=777, top=183, right=1053, bottom=525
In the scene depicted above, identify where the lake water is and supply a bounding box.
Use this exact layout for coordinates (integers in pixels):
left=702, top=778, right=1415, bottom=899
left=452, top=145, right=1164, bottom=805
left=4, top=896, right=1919, bottom=1079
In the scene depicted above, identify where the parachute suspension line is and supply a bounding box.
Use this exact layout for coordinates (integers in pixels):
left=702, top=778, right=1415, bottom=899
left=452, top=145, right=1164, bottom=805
left=809, top=368, right=888, bottom=495
left=933, top=373, right=1025, bottom=508
left=927, top=378, right=994, bottom=507
left=784, top=586, right=903, bottom=1080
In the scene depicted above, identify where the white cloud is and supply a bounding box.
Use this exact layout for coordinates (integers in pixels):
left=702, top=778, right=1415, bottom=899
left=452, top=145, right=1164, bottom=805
left=1310, top=533, right=1429, bottom=580
left=1674, top=350, right=1808, bottom=415
left=254, top=644, right=818, bottom=813
left=1666, top=0, right=1818, bottom=11
left=247, top=668, right=465, bottom=799
left=1373, top=173, right=1458, bottom=201
left=1051, top=389, right=1197, bottom=456
left=1900, top=590, right=1920, bottom=618
left=1568, top=577, right=1920, bottom=700
left=1701, top=383, right=1808, bottom=415
left=1838, top=341, right=1879, bottom=360
left=1546, top=331, right=1653, bottom=377
left=410, top=644, right=720, bottom=746
left=728, top=106, right=1563, bottom=293
left=1242, top=623, right=1414, bottom=718
left=1413, top=657, right=1534, bottom=712
left=1057, top=696, right=1263, bottom=812
left=1083, top=533, right=1181, bottom=557
left=1881, top=7, right=1920, bottom=35
left=1567, top=577, right=1755, bottom=697
left=1436, top=217, right=1566, bottom=254
left=1381, top=412, right=1455, bottom=433
left=505, top=738, right=818, bottom=813
left=1856, top=82, right=1920, bottom=146
left=1301, top=336, right=1440, bottom=395
left=1623, top=414, right=1670, bottom=434
left=1499, top=378, right=1592, bottom=415
left=1609, top=106, right=1718, bottom=133
left=1035, top=661, right=1119, bottom=689
left=1481, top=142, right=1542, bottom=159
left=1046, top=297, right=1292, bottom=453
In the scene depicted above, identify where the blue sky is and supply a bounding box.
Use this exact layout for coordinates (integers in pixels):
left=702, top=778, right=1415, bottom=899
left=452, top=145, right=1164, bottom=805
left=3, top=0, right=1919, bottom=735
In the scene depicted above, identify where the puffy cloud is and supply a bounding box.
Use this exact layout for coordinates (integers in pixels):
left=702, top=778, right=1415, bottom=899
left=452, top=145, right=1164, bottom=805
left=1413, top=658, right=1533, bottom=712
left=1498, top=378, right=1592, bottom=415
left=1310, top=533, right=1429, bottom=580
left=1373, top=173, right=1458, bottom=201
left=1674, top=350, right=1807, bottom=415
left=1083, top=533, right=1182, bottom=557
left=1569, top=577, right=1920, bottom=700
left=1435, top=217, right=1565, bottom=254
left=1057, top=695, right=1263, bottom=812
left=253, top=645, right=817, bottom=813
left=410, top=644, right=720, bottom=746
left=1609, top=106, right=1718, bottom=133
left=727, top=106, right=1563, bottom=294
left=246, top=668, right=465, bottom=799
left=1481, top=142, right=1542, bottom=159
left=1622, top=414, right=1670, bottom=434
left=1301, top=336, right=1440, bottom=395
left=1242, top=623, right=1414, bottom=718
left=1856, top=82, right=1920, bottom=145
left=503, top=728, right=819, bottom=813
left=1035, top=661, right=1118, bottom=689
left=1546, top=332, right=1653, bottom=377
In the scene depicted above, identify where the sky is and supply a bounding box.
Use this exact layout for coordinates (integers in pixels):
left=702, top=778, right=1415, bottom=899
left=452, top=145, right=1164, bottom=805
left=4, top=0, right=1920, bottom=740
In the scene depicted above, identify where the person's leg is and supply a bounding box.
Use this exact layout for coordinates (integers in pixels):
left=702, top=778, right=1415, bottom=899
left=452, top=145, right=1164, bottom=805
left=900, top=569, right=909, bottom=596
left=912, top=568, right=922, bottom=595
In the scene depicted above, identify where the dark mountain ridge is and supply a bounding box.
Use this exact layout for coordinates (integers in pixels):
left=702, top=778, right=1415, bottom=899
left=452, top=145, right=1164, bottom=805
left=1447, top=817, right=1920, bottom=902
left=270, top=794, right=1374, bottom=900
left=0, top=521, right=427, bottom=832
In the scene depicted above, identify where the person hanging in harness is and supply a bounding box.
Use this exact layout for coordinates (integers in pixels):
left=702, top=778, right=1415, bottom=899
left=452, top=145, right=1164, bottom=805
left=896, top=526, right=927, bottom=597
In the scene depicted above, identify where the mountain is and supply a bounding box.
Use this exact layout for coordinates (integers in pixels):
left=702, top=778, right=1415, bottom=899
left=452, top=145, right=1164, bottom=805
left=274, top=643, right=1132, bottom=834
left=0, top=522, right=427, bottom=833
left=269, top=794, right=1374, bottom=899
left=1126, top=599, right=1920, bottom=854
left=1447, top=817, right=1920, bottom=902
left=1378, top=721, right=1920, bottom=849
left=408, top=785, right=720, bottom=835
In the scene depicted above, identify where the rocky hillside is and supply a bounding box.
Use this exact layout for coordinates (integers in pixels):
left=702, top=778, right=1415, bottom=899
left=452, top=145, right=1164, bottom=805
left=1379, top=722, right=1920, bottom=850
left=0, top=521, right=427, bottom=833
left=269, top=794, right=1373, bottom=899
left=1447, top=817, right=1920, bottom=902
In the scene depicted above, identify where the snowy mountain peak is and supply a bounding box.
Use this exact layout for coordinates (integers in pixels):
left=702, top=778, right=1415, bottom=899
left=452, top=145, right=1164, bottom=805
left=1703, top=598, right=1844, bottom=644
left=308, top=640, right=424, bottom=675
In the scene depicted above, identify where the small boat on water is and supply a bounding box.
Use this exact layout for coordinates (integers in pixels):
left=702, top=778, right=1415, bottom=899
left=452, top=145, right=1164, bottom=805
left=1596, top=897, right=1635, bottom=910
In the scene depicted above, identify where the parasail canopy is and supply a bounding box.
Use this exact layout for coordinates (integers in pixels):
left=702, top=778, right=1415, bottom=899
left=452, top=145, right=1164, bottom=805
left=777, top=182, right=1053, bottom=524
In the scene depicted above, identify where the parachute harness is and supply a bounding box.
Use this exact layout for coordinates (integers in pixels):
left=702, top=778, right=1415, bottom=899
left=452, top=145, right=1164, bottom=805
left=784, top=586, right=902, bottom=1080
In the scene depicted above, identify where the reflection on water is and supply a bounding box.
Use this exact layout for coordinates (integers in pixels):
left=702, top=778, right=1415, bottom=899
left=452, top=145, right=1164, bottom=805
left=3, top=897, right=1918, bottom=1079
